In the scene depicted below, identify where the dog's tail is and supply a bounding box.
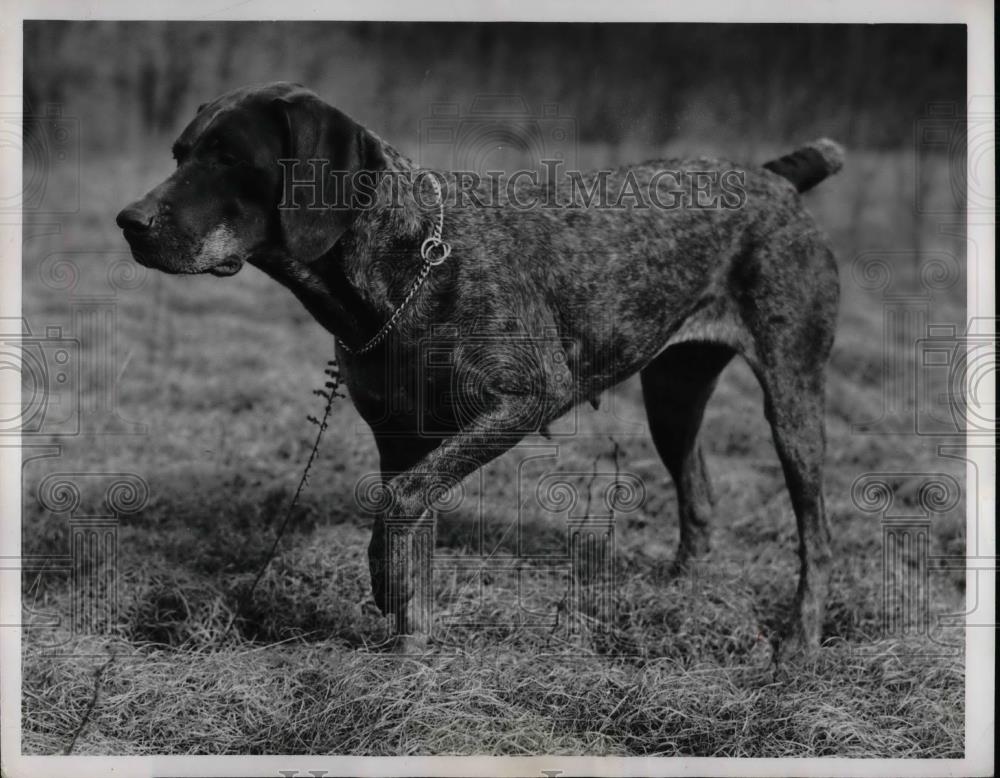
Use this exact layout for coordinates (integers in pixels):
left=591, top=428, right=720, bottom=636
left=763, top=138, right=845, bottom=193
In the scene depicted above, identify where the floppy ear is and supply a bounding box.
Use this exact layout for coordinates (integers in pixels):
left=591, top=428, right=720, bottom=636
left=273, top=92, right=386, bottom=263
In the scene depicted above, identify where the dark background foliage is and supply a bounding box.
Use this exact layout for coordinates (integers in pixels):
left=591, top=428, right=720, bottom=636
left=25, top=22, right=965, bottom=151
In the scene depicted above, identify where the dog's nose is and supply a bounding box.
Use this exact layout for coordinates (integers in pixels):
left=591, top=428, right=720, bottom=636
left=116, top=205, right=155, bottom=232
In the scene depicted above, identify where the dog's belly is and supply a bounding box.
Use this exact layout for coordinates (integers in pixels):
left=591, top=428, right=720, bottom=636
left=554, top=268, right=755, bottom=415
left=659, top=300, right=754, bottom=356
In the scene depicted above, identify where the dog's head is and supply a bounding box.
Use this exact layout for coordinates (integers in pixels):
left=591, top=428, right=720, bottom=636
left=116, top=81, right=385, bottom=276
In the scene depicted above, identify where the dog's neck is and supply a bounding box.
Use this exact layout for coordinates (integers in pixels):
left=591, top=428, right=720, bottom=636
left=255, top=136, right=442, bottom=352
left=340, top=134, right=435, bottom=293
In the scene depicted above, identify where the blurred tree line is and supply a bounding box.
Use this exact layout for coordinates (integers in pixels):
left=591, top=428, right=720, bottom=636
left=24, top=22, right=964, bottom=153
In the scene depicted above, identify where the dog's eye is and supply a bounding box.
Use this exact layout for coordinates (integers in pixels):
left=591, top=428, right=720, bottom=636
left=206, top=136, right=241, bottom=166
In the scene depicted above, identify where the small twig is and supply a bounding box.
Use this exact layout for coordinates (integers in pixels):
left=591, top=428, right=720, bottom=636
left=219, top=360, right=344, bottom=643
left=64, top=650, right=115, bottom=755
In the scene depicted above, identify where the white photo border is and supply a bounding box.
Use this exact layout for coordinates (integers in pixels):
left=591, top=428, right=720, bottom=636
left=0, top=1, right=993, bottom=776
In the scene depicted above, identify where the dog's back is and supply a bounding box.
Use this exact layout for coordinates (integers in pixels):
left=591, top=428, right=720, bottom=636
left=438, top=141, right=844, bottom=398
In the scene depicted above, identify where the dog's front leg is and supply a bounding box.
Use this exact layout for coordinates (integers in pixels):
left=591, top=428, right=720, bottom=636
left=368, top=506, right=436, bottom=645
left=367, top=407, right=529, bottom=649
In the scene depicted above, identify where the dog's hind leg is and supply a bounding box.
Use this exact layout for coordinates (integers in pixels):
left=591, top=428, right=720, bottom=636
left=739, top=236, right=839, bottom=653
left=753, top=360, right=832, bottom=653
left=640, top=342, right=735, bottom=567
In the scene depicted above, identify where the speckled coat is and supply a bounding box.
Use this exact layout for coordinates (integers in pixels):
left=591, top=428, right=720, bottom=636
left=116, top=82, right=843, bottom=653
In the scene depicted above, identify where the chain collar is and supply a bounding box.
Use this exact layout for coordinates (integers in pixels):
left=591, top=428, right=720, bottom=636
left=338, top=174, right=451, bottom=356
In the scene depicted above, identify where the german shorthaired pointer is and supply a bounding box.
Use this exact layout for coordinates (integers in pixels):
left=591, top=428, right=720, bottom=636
left=117, top=82, right=843, bottom=655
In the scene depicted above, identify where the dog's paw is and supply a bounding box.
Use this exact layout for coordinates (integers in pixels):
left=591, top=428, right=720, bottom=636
left=665, top=548, right=710, bottom=580
left=772, top=623, right=821, bottom=667
left=389, top=632, right=433, bottom=657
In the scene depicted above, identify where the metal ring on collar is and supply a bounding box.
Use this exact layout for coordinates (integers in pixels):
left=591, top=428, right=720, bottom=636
left=420, top=237, right=452, bottom=266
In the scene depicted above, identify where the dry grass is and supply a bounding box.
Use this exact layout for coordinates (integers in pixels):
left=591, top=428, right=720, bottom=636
left=23, top=632, right=963, bottom=756
left=20, top=146, right=966, bottom=756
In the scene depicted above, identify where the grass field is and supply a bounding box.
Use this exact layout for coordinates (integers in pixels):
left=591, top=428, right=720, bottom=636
left=19, top=143, right=967, bottom=756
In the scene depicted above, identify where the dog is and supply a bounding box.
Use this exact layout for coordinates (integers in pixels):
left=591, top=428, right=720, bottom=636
left=117, top=82, right=842, bottom=654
